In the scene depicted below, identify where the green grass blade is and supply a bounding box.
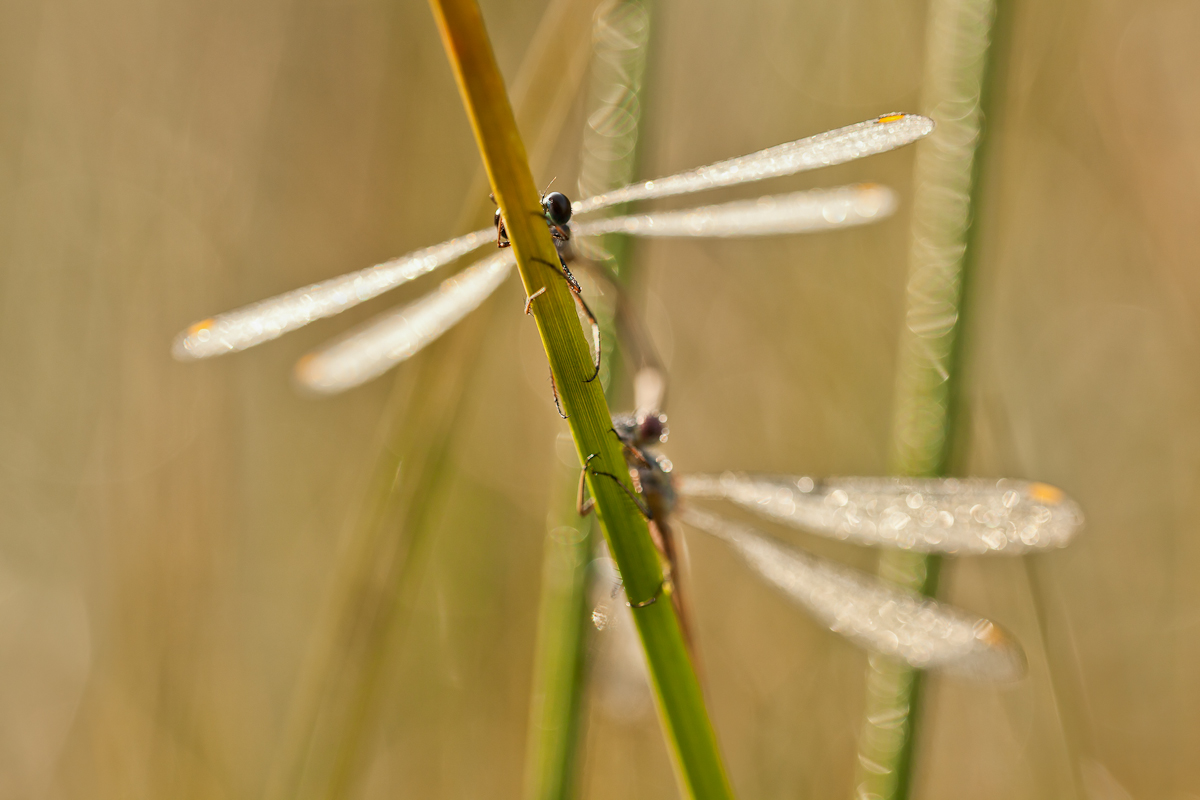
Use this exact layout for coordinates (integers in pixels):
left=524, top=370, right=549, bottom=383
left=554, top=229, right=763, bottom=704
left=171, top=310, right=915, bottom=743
left=426, top=1, right=735, bottom=797
left=263, top=3, right=600, bottom=795
left=523, top=455, right=597, bottom=800
left=523, top=4, right=655, bottom=797
left=854, top=0, right=1002, bottom=797
left=263, top=308, right=496, bottom=800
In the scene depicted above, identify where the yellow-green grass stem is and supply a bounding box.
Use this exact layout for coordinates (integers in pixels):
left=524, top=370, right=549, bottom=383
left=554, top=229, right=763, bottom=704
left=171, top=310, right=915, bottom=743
left=427, top=1, right=735, bottom=798
left=854, top=0, right=1003, bottom=798
left=523, top=4, right=656, bottom=798
left=265, top=2, right=602, bottom=796
left=524, top=457, right=598, bottom=800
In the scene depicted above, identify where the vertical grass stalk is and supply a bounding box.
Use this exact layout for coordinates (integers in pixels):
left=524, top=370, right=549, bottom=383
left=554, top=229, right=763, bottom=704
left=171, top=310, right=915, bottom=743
left=523, top=3, right=655, bottom=798
left=575, top=0, right=655, bottom=285
left=264, top=2, right=601, bottom=796
left=427, top=2, right=734, bottom=798
left=524, top=458, right=598, bottom=800
left=853, top=0, right=1000, bottom=798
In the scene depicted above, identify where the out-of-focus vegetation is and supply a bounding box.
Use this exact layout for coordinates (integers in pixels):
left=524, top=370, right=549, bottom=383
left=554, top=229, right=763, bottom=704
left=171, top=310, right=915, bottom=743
left=857, top=0, right=996, bottom=796
left=1, top=0, right=1198, bottom=799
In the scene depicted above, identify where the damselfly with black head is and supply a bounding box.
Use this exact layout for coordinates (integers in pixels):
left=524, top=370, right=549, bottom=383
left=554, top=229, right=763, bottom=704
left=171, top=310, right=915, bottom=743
left=494, top=188, right=573, bottom=250
left=492, top=186, right=605, bottom=392
left=172, top=114, right=934, bottom=398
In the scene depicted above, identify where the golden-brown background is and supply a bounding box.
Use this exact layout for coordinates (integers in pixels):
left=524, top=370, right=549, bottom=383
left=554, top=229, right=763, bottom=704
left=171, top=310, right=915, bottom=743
left=1, top=0, right=1197, bottom=797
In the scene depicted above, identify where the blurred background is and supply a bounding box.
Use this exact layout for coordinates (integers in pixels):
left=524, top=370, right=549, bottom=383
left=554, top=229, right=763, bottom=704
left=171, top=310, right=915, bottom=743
left=2, top=0, right=1199, bottom=798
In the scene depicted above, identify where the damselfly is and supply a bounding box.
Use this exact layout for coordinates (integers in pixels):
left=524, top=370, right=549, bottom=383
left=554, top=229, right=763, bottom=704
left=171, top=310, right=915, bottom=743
left=583, top=400, right=1083, bottom=682
left=579, top=410, right=699, bottom=650
left=172, top=114, right=933, bottom=394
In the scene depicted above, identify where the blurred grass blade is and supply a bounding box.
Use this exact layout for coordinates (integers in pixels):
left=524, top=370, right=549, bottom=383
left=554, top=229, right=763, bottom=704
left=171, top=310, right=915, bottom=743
left=263, top=1, right=601, bottom=796
left=524, top=449, right=598, bottom=800
left=854, top=0, right=1002, bottom=797
left=426, top=0, right=735, bottom=797
left=263, top=316, right=486, bottom=800
left=524, top=2, right=656, bottom=798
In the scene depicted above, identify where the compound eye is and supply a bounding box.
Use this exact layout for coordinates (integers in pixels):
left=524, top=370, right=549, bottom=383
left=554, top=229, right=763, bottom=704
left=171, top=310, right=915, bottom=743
left=543, top=192, right=572, bottom=226
left=639, top=414, right=666, bottom=444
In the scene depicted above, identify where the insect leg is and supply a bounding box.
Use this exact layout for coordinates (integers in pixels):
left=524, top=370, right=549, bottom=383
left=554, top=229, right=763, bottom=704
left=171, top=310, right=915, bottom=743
left=555, top=258, right=583, bottom=295
left=653, top=519, right=698, bottom=658
left=572, top=290, right=602, bottom=384
left=548, top=369, right=567, bottom=419
left=529, top=257, right=601, bottom=382
left=577, top=467, right=595, bottom=517
left=627, top=582, right=661, bottom=609
left=524, top=287, right=546, bottom=315
left=599, top=426, right=653, bottom=469
left=582, top=453, right=652, bottom=519
left=580, top=452, right=669, bottom=612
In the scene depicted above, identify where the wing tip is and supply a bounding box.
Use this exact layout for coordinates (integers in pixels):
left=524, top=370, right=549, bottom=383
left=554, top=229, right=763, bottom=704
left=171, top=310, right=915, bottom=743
left=1023, top=481, right=1086, bottom=547
left=852, top=182, right=899, bottom=218
left=170, top=338, right=195, bottom=362
left=1028, top=481, right=1064, bottom=505
left=874, top=112, right=936, bottom=137
left=926, top=618, right=1027, bottom=683
left=292, top=352, right=348, bottom=396
left=171, top=319, right=215, bottom=361
left=968, top=621, right=1028, bottom=683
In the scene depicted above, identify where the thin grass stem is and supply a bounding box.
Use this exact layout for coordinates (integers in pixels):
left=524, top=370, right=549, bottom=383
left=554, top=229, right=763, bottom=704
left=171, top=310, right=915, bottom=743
left=427, top=1, right=735, bottom=797
left=853, top=0, right=1002, bottom=797
left=263, top=2, right=600, bottom=795
left=524, top=456, right=598, bottom=800
left=523, top=3, right=656, bottom=797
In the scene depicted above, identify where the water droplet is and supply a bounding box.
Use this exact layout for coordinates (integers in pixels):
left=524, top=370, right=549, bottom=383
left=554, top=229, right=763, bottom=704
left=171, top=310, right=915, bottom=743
left=592, top=605, right=611, bottom=631
left=980, top=528, right=1007, bottom=550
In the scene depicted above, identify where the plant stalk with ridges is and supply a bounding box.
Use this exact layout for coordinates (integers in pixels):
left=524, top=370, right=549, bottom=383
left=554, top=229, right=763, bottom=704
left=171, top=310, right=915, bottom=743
left=427, top=1, right=735, bottom=797
left=523, top=3, right=656, bottom=798
left=854, top=0, right=1002, bottom=798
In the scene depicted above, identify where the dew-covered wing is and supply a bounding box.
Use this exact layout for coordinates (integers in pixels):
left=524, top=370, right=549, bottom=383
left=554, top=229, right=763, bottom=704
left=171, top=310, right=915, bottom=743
left=679, top=507, right=1026, bottom=681
left=572, top=113, right=933, bottom=215
left=172, top=227, right=494, bottom=360
left=677, top=473, right=1083, bottom=555
left=294, top=251, right=514, bottom=394
left=572, top=184, right=896, bottom=239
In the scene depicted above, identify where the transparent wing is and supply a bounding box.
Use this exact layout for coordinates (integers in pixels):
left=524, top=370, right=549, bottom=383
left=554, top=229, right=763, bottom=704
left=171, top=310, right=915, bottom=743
left=173, top=115, right=928, bottom=361
left=172, top=227, right=494, bottom=360
left=572, top=184, right=896, bottom=239
left=572, top=113, right=933, bottom=215
left=678, top=507, right=1026, bottom=681
left=677, top=474, right=1084, bottom=555
left=173, top=114, right=927, bottom=361
left=293, top=251, right=514, bottom=394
